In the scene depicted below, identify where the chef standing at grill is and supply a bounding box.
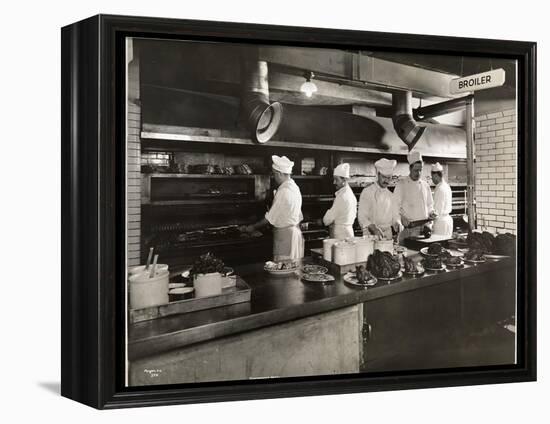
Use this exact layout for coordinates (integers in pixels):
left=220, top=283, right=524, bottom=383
left=240, top=155, right=304, bottom=261
left=358, top=158, right=403, bottom=240
left=393, top=151, right=437, bottom=243
left=431, top=162, right=453, bottom=237
left=321, top=163, right=357, bottom=239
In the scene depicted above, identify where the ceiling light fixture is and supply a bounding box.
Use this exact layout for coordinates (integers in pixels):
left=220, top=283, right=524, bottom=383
left=300, top=71, right=318, bottom=98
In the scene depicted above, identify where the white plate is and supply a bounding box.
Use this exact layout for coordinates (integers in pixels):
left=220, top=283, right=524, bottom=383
left=464, top=258, right=487, bottom=264
left=302, top=274, right=335, bottom=283
left=422, top=263, right=447, bottom=272
left=264, top=267, right=299, bottom=275
left=444, top=260, right=464, bottom=269
left=302, top=265, right=328, bottom=275
left=420, top=247, right=447, bottom=257
left=403, top=267, right=425, bottom=277
left=343, top=272, right=378, bottom=287
left=375, top=271, right=403, bottom=282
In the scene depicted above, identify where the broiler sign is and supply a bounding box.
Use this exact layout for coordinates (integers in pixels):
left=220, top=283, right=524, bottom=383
left=450, top=68, right=506, bottom=94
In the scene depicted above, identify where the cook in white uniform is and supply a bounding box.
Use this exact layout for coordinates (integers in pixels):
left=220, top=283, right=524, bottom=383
left=240, top=155, right=304, bottom=261
left=322, top=163, right=357, bottom=239
left=393, top=151, right=437, bottom=243
left=358, top=158, right=403, bottom=240
left=431, top=162, right=453, bottom=237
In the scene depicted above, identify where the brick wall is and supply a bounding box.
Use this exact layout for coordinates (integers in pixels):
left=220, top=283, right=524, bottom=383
left=127, top=55, right=141, bottom=266
left=474, top=108, right=517, bottom=234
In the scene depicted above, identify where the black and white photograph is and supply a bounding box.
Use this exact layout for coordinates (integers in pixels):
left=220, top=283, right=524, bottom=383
left=125, top=37, right=520, bottom=386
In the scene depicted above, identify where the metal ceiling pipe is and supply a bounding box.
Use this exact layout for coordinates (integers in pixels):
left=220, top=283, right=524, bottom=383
left=239, top=60, right=283, bottom=144
left=392, top=91, right=426, bottom=151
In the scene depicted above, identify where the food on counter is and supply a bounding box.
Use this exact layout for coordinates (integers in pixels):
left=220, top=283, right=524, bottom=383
left=493, top=233, right=516, bottom=256
left=423, top=256, right=443, bottom=270
left=190, top=252, right=225, bottom=277
left=445, top=256, right=464, bottom=266
left=302, top=265, right=328, bottom=275
left=239, top=230, right=263, bottom=238
left=367, top=249, right=401, bottom=279
left=427, top=243, right=444, bottom=255
left=302, top=273, right=335, bottom=283
left=467, top=231, right=516, bottom=256
left=264, top=260, right=300, bottom=271
left=355, top=265, right=375, bottom=284
left=464, top=249, right=486, bottom=262
left=404, top=257, right=424, bottom=274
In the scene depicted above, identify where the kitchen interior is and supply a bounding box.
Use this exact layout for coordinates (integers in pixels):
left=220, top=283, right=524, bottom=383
left=126, top=38, right=517, bottom=386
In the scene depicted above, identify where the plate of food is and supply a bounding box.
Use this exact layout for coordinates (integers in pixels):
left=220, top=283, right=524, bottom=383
left=422, top=257, right=446, bottom=272
left=420, top=243, right=446, bottom=257
left=444, top=256, right=465, bottom=268
left=302, top=264, right=328, bottom=275
left=403, top=257, right=425, bottom=276
left=302, top=273, right=335, bottom=283
left=343, top=266, right=377, bottom=288
left=264, top=260, right=300, bottom=275
left=367, top=250, right=403, bottom=281
left=463, top=250, right=487, bottom=264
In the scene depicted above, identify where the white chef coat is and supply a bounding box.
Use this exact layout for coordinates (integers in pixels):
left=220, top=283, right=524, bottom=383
left=393, top=176, right=434, bottom=223
left=265, top=179, right=304, bottom=260
left=433, top=180, right=453, bottom=236
left=323, top=184, right=357, bottom=239
left=358, top=182, right=400, bottom=238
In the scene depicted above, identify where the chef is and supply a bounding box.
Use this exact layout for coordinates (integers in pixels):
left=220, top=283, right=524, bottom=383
left=358, top=158, right=403, bottom=240
left=241, top=155, right=304, bottom=261
left=322, top=163, right=357, bottom=239
left=393, top=151, right=437, bottom=242
left=431, top=162, right=453, bottom=237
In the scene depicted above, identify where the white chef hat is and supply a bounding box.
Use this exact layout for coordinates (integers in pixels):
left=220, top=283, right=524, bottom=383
left=334, top=163, right=350, bottom=178
left=272, top=155, right=294, bottom=174
left=374, top=158, right=397, bottom=177
left=407, top=151, right=423, bottom=165
left=431, top=162, right=443, bottom=172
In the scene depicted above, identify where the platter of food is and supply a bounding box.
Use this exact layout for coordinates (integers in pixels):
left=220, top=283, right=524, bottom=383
left=420, top=243, right=447, bottom=257
left=463, top=250, right=487, bottom=264
left=422, top=257, right=446, bottom=272
left=264, top=261, right=300, bottom=275
left=343, top=266, right=377, bottom=288
left=403, top=257, right=425, bottom=276
left=484, top=254, right=509, bottom=260
left=302, top=273, right=336, bottom=283
left=302, top=264, right=328, bottom=275
left=444, top=256, right=465, bottom=269
left=367, top=250, right=402, bottom=281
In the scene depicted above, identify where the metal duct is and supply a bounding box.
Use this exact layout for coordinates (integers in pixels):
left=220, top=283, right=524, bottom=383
left=239, top=60, right=283, bottom=144
left=392, top=91, right=427, bottom=151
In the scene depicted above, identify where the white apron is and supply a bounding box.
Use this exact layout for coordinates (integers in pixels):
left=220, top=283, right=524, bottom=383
left=273, top=225, right=305, bottom=261
left=330, top=224, right=354, bottom=240
left=433, top=215, right=453, bottom=237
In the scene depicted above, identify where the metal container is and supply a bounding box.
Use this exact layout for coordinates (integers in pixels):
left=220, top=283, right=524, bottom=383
left=333, top=241, right=357, bottom=265
left=323, top=238, right=340, bottom=261
left=355, top=237, right=375, bottom=262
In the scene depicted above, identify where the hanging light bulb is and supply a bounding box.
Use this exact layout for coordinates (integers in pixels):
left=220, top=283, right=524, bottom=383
left=300, top=71, right=317, bottom=98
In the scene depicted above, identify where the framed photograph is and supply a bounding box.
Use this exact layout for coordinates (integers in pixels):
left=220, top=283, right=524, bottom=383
left=61, top=14, right=536, bottom=409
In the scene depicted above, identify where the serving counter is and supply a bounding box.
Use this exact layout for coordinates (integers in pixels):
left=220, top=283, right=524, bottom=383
left=128, top=250, right=516, bottom=386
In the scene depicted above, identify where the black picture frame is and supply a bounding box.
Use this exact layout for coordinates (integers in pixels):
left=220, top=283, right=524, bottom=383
left=61, top=14, right=537, bottom=409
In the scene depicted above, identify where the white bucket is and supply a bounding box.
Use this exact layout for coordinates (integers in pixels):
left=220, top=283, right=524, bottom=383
left=355, top=237, right=375, bottom=262
left=323, top=238, right=340, bottom=261
left=129, top=269, right=169, bottom=309
left=128, top=264, right=169, bottom=276
left=333, top=241, right=357, bottom=265
left=374, top=239, right=394, bottom=254
left=193, top=272, right=223, bottom=297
